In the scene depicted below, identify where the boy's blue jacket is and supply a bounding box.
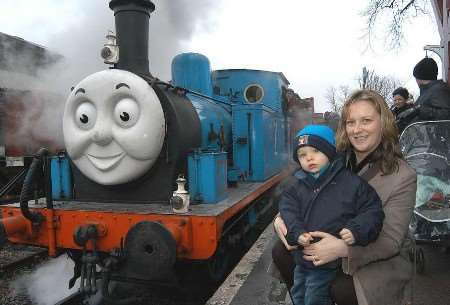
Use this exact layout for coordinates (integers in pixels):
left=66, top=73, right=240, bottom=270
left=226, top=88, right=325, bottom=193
left=278, top=156, right=384, bottom=267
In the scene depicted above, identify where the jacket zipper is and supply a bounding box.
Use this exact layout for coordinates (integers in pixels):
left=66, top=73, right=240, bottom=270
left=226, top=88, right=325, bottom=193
left=303, top=162, right=343, bottom=223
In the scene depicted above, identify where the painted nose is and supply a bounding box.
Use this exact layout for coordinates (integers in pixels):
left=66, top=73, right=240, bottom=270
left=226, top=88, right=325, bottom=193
left=91, top=127, right=113, bottom=146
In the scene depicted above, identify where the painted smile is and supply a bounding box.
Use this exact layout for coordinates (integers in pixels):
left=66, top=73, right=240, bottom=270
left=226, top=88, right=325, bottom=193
left=87, top=152, right=125, bottom=171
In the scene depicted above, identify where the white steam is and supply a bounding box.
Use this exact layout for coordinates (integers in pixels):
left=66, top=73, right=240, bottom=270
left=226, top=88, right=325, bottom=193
left=11, top=254, right=79, bottom=305
left=0, top=90, right=64, bottom=155
left=1, top=0, right=221, bottom=154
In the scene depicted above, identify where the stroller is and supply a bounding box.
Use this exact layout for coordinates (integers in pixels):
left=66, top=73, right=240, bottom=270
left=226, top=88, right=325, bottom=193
left=399, top=120, right=450, bottom=273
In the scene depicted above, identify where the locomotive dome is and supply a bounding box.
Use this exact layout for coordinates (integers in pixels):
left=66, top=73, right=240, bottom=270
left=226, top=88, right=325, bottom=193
left=63, top=69, right=165, bottom=185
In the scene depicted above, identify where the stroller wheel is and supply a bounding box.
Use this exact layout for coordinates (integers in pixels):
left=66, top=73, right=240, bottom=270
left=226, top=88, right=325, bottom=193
left=416, top=247, right=425, bottom=274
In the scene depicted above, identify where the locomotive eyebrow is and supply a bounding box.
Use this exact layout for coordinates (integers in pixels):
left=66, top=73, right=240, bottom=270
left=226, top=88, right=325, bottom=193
left=75, top=88, right=86, bottom=95
left=116, top=83, right=130, bottom=90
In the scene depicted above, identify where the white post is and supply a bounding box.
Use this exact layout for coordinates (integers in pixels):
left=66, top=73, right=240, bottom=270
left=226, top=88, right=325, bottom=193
left=443, top=0, right=449, bottom=82
left=429, top=0, right=449, bottom=82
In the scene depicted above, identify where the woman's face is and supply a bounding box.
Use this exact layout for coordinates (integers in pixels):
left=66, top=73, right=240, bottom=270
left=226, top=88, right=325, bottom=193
left=345, top=100, right=382, bottom=161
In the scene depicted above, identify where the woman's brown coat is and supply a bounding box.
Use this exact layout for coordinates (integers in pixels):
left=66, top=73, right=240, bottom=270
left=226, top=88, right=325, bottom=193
left=343, top=158, right=417, bottom=305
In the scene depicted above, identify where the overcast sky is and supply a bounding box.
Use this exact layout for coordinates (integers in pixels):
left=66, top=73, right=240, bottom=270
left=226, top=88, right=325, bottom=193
left=0, top=0, right=441, bottom=112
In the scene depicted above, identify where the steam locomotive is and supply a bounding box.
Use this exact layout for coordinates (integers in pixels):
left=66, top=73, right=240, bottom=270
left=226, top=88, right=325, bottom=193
left=0, top=0, right=298, bottom=302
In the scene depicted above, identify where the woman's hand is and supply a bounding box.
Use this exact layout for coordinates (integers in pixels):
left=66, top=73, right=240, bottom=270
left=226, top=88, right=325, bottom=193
left=273, top=215, right=298, bottom=251
left=302, top=231, right=349, bottom=266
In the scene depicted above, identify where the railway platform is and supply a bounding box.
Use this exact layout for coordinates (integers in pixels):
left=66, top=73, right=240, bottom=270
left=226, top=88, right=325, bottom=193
left=206, top=223, right=450, bottom=305
left=206, top=225, right=291, bottom=305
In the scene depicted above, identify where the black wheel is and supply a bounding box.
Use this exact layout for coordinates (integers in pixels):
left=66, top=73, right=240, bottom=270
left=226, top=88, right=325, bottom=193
left=416, top=247, right=425, bottom=274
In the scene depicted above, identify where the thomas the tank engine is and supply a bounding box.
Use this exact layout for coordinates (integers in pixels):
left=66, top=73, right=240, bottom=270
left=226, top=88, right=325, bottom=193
left=0, top=0, right=295, bottom=301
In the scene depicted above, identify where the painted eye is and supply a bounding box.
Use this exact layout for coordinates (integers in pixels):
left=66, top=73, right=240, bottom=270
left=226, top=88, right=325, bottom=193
left=75, top=102, right=97, bottom=130
left=114, top=98, right=139, bottom=128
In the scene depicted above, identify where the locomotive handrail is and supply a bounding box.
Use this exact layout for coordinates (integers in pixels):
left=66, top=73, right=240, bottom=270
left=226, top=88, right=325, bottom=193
left=141, top=75, right=232, bottom=110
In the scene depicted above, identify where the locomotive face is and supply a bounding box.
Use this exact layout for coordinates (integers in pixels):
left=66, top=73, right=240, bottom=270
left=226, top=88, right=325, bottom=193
left=63, top=69, right=165, bottom=185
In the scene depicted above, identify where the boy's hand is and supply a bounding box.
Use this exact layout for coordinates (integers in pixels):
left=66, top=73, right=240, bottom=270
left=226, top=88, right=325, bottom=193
left=298, top=232, right=313, bottom=246
left=339, top=228, right=355, bottom=245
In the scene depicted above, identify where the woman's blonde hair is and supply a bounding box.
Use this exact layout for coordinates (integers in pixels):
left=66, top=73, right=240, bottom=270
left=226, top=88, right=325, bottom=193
left=336, top=89, right=402, bottom=175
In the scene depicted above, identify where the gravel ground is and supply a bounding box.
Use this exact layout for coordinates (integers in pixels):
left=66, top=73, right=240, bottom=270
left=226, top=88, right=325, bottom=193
left=0, top=243, right=48, bottom=305
left=0, top=244, right=46, bottom=268
left=413, top=244, right=450, bottom=305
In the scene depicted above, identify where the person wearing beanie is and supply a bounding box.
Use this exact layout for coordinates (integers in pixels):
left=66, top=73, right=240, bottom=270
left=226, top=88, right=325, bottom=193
left=413, top=57, right=438, bottom=81
left=390, top=87, right=414, bottom=132
left=399, top=57, right=450, bottom=126
left=278, top=124, right=384, bottom=305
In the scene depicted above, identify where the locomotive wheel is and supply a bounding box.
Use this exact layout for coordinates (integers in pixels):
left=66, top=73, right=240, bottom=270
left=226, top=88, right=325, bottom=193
left=415, top=247, right=425, bottom=275
left=123, top=221, right=177, bottom=280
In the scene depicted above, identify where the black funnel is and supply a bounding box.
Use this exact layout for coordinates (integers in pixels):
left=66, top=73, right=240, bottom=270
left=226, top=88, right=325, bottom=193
left=109, top=0, right=155, bottom=75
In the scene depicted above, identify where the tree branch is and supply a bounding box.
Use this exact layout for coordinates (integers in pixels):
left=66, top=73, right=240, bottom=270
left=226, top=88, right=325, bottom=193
left=399, top=0, right=415, bottom=14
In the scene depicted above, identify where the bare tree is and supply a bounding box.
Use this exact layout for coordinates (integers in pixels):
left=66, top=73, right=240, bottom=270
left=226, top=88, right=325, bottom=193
left=362, top=0, right=428, bottom=48
left=325, top=68, right=401, bottom=110
left=339, top=85, right=351, bottom=104
left=324, top=85, right=351, bottom=113
left=325, top=87, right=339, bottom=112
left=357, top=67, right=401, bottom=104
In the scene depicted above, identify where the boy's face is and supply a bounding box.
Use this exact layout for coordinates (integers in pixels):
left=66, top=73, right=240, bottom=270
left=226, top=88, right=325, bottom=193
left=297, top=146, right=329, bottom=174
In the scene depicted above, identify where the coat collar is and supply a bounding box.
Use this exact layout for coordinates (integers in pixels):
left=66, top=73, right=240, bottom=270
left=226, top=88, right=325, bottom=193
left=418, top=79, right=441, bottom=94
left=346, top=146, right=381, bottom=174
left=294, top=157, right=345, bottom=188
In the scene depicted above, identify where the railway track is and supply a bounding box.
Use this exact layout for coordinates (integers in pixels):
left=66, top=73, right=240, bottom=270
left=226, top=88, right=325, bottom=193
left=0, top=243, right=48, bottom=305
left=0, top=244, right=212, bottom=305
left=0, top=243, right=47, bottom=273
left=54, top=291, right=84, bottom=305
left=52, top=291, right=207, bottom=305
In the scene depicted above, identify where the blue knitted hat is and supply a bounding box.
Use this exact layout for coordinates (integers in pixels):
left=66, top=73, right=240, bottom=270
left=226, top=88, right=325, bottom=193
left=293, top=125, right=336, bottom=162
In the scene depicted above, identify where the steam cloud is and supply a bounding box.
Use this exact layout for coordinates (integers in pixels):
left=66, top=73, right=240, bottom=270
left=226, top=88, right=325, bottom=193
left=11, top=254, right=79, bottom=305
left=0, top=0, right=220, bottom=153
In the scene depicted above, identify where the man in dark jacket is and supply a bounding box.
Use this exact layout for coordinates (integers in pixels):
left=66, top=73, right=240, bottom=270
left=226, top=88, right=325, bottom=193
left=278, top=124, right=384, bottom=305
left=397, top=57, right=450, bottom=128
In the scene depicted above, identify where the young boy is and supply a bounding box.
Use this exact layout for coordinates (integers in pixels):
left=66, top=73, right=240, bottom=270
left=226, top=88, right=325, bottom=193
left=279, top=124, right=384, bottom=305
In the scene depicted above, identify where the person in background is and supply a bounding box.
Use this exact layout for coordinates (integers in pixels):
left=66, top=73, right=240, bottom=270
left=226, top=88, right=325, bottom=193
left=391, top=87, right=413, bottom=117
left=279, top=124, right=384, bottom=305
left=391, top=87, right=414, bottom=133
left=272, top=90, right=417, bottom=305
left=397, top=57, right=450, bottom=126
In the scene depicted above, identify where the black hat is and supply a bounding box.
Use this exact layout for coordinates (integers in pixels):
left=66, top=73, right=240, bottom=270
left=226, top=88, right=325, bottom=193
left=392, top=87, right=409, bottom=100
left=413, top=57, right=438, bottom=80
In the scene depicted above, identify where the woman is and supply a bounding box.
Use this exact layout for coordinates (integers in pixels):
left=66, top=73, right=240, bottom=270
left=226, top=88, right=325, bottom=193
left=272, top=89, right=417, bottom=305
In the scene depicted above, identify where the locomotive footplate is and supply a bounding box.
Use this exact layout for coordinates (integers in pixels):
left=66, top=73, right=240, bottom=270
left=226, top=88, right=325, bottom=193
left=0, top=172, right=288, bottom=304
left=0, top=173, right=285, bottom=260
